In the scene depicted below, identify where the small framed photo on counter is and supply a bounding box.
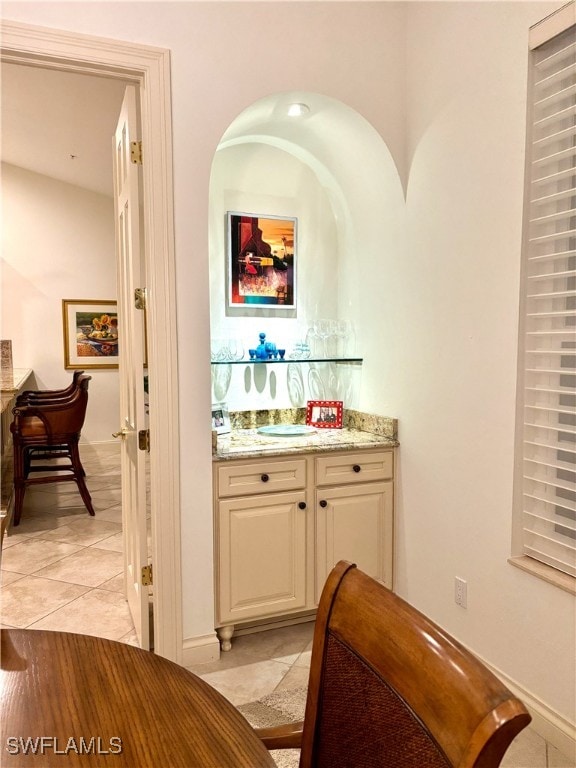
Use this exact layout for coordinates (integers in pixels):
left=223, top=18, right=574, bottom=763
left=211, top=402, right=231, bottom=434
left=306, top=400, right=343, bottom=429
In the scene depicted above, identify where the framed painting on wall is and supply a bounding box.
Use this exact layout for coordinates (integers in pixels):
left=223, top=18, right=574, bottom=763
left=62, top=299, right=119, bottom=369
left=227, top=212, right=297, bottom=310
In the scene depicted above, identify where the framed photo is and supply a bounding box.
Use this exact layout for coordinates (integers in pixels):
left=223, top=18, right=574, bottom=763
left=211, top=402, right=231, bottom=435
left=306, top=400, right=343, bottom=429
left=227, top=211, right=296, bottom=310
left=62, top=300, right=119, bottom=370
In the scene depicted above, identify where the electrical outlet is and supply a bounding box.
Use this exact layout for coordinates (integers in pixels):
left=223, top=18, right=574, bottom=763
left=455, top=577, right=467, bottom=608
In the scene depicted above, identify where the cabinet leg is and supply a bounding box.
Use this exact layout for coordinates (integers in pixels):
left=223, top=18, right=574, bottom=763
left=217, top=625, right=235, bottom=652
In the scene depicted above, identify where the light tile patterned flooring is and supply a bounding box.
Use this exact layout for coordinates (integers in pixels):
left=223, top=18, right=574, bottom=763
left=1, top=447, right=136, bottom=642
left=1, top=446, right=574, bottom=768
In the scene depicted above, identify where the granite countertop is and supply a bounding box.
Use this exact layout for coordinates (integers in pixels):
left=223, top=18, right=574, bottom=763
left=1, top=369, right=33, bottom=414
left=213, top=409, right=398, bottom=461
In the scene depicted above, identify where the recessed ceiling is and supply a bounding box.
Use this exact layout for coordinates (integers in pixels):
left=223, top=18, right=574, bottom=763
left=1, top=62, right=127, bottom=197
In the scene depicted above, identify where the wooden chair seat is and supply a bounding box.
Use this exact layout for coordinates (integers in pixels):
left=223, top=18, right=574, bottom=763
left=254, top=561, right=531, bottom=768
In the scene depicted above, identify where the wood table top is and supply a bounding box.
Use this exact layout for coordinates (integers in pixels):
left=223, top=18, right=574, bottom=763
left=0, top=629, right=276, bottom=767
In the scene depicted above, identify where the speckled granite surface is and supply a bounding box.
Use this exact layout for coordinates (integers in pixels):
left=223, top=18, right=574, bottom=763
left=214, top=409, right=398, bottom=460
left=230, top=408, right=308, bottom=429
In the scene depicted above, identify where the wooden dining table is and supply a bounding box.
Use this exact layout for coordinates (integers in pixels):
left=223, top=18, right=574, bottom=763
left=0, top=628, right=277, bottom=767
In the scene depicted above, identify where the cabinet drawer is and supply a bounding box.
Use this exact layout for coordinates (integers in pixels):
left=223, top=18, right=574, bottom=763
left=217, top=458, right=307, bottom=498
left=316, top=450, right=393, bottom=486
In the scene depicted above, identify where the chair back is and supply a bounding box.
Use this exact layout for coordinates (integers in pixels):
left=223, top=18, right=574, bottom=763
left=11, top=375, right=91, bottom=444
left=300, top=562, right=531, bottom=768
left=17, top=370, right=85, bottom=405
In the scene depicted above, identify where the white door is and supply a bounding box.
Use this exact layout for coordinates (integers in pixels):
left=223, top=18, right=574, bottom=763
left=113, top=85, right=150, bottom=650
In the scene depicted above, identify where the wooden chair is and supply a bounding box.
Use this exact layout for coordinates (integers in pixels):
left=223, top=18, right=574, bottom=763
left=256, top=561, right=531, bottom=768
left=16, top=372, right=88, bottom=475
left=10, top=375, right=95, bottom=526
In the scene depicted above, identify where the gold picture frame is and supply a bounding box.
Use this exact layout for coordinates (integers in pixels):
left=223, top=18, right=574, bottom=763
left=62, top=299, right=118, bottom=370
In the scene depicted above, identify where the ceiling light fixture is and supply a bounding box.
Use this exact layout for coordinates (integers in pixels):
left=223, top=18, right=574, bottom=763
left=287, top=103, right=310, bottom=118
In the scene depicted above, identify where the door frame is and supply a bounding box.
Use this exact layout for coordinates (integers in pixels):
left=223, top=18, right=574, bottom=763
left=1, top=20, right=182, bottom=662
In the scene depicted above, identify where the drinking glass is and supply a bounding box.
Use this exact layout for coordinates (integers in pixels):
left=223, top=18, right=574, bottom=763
left=314, top=319, right=331, bottom=358
left=227, top=338, right=244, bottom=361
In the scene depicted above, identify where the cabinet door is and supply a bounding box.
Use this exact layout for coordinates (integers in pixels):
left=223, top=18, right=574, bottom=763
left=316, top=481, right=393, bottom=602
left=217, top=491, right=308, bottom=624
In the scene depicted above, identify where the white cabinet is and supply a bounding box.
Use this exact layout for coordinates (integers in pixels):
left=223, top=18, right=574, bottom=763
left=217, top=490, right=308, bottom=628
left=315, top=450, right=393, bottom=603
left=214, top=447, right=394, bottom=650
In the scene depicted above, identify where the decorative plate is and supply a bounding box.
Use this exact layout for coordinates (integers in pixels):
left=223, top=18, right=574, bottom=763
left=257, top=425, right=317, bottom=437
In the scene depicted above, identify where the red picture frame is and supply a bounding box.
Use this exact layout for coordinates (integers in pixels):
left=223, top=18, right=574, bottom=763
left=306, top=400, right=343, bottom=429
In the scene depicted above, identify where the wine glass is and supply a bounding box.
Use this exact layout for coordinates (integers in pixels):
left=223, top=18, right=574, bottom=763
left=314, top=319, right=331, bottom=358
left=335, top=320, right=354, bottom=357
left=227, top=338, right=244, bottom=361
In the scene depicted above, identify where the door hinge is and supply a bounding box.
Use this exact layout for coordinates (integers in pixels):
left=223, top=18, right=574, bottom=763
left=138, top=428, right=150, bottom=452
left=141, top=564, right=153, bottom=586
left=134, top=287, right=147, bottom=310
left=130, top=140, right=143, bottom=165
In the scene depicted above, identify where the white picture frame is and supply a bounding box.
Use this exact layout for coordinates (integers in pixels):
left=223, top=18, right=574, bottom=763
left=211, top=402, right=231, bottom=434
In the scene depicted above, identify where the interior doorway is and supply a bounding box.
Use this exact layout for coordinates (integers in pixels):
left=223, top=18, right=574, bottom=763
left=2, top=63, right=152, bottom=648
left=1, top=20, right=182, bottom=662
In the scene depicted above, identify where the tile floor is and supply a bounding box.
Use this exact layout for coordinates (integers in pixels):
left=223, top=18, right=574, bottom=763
left=1, top=445, right=574, bottom=768
left=1, top=445, right=137, bottom=644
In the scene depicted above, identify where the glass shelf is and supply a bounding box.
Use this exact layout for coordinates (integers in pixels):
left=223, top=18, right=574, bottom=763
left=211, top=357, right=363, bottom=365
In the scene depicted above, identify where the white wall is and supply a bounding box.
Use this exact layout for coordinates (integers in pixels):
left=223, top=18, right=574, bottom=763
left=1, top=163, right=119, bottom=442
left=400, top=1, right=575, bottom=725
left=3, top=0, right=574, bottom=735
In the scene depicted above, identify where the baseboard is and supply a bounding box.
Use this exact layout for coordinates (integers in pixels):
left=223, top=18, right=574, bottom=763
left=80, top=439, right=119, bottom=448
left=480, top=655, right=576, bottom=760
left=181, top=632, right=221, bottom=667
left=233, top=612, right=316, bottom=638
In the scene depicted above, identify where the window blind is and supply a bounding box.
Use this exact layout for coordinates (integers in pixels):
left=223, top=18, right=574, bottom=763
left=518, top=20, right=576, bottom=578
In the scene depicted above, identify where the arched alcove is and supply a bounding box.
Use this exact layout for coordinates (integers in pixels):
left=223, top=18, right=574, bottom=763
left=209, top=91, right=405, bottom=412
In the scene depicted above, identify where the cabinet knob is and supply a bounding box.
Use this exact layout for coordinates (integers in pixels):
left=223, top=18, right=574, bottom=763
left=261, top=474, right=270, bottom=483
left=319, top=499, right=328, bottom=508
left=353, top=464, right=361, bottom=473
left=298, top=501, right=307, bottom=510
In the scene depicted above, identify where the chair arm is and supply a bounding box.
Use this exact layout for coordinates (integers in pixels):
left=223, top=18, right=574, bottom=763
left=254, top=721, right=304, bottom=750
left=11, top=403, right=71, bottom=440
left=12, top=405, right=52, bottom=429
left=12, top=396, right=79, bottom=422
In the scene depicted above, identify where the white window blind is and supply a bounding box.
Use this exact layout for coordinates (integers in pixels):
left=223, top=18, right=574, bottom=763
left=517, top=16, right=576, bottom=578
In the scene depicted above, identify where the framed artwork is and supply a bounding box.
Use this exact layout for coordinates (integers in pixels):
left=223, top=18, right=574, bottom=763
left=62, top=300, right=119, bottom=370
left=306, top=400, right=343, bottom=429
left=227, top=211, right=296, bottom=310
left=211, top=402, right=231, bottom=434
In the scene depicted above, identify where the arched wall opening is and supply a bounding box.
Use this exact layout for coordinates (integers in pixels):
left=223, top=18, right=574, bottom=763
left=208, top=91, right=405, bottom=415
